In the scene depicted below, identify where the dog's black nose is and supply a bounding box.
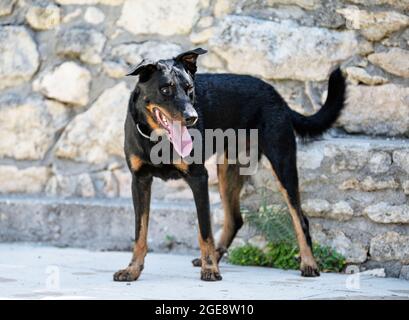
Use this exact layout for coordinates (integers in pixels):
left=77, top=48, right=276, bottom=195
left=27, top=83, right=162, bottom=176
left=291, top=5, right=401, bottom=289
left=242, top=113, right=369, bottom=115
left=185, top=115, right=198, bottom=127
left=183, top=109, right=198, bottom=126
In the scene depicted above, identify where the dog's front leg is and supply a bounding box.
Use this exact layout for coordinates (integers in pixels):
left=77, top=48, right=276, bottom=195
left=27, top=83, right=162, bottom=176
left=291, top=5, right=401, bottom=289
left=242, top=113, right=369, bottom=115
left=185, top=172, right=222, bottom=281
left=114, top=174, right=152, bottom=282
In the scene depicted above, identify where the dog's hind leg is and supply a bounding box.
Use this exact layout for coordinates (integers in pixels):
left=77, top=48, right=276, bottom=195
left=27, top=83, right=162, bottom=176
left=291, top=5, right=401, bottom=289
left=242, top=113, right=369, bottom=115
left=113, top=174, right=152, bottom=281
left=216, top=158, right=245, bottom=256
left=192, top=154, right=244, bottom=267
left=261, top=129, right=320, bottom=277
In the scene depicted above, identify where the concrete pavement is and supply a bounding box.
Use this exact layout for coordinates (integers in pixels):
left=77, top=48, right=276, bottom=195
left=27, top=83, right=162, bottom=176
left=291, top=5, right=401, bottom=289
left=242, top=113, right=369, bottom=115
left=0, top=243, right=408, bottom=300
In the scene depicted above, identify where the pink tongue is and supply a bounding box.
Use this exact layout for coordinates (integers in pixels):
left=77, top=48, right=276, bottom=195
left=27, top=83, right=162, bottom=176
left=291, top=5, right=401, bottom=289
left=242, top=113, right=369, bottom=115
left=168, top=121, right=193, bottom=158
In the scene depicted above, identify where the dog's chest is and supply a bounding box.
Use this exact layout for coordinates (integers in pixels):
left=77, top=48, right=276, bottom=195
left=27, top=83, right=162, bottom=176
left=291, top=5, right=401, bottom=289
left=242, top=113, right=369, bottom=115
left=145, top=163, right=185, bottom=181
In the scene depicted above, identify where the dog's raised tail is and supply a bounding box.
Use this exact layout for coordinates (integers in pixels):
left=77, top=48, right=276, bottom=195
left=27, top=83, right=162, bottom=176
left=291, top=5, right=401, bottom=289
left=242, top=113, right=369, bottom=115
left=289, top=68, right=346, bottom=138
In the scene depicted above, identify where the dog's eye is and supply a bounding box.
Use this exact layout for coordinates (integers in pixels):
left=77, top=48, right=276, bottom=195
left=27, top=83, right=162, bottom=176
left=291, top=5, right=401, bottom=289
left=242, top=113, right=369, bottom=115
left=160, top=86, right=172, bottom=96
left=186, top=85, right=194, bottom=97
left=188, top=91, right=194, bottom=100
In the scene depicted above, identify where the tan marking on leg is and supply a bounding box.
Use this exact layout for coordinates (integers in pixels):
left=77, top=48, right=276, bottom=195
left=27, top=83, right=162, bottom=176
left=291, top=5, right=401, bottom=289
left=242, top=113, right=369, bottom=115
left=193, top=156, right=243, bottom=267
left=130, top=212, right=149, bottom=267
left=217, top=156, right=243, bottom=258
left=129, top=154, right=143, bottom=172
left=270, top=169, right=317, bottom=269
left=113, top=213, right=149, bottom=281
left=113, top=182, right=151, bottom=282
left=199, top=236, right=222, bottom=281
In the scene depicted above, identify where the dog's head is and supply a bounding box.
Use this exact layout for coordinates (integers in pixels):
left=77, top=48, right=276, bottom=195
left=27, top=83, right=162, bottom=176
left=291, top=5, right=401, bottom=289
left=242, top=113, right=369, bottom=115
left=128, top=48, right=207, bottom=157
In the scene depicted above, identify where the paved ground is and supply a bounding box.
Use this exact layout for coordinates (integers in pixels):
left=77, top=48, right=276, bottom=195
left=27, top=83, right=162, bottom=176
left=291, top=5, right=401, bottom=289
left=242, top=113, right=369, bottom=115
left=0, top=244, right=408, bottom=300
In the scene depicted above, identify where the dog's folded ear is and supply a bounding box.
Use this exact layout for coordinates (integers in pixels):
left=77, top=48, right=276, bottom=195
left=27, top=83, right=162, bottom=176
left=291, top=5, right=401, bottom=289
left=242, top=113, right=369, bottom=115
left=175, top=48, right=207, bottom=76
left=127, top=60, right=157, bottom=82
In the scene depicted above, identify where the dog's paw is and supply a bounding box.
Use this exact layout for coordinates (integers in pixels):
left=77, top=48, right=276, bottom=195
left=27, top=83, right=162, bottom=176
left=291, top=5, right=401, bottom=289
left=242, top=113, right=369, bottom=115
left=300, top=261, right=320, bottom=277
left=113, top=265, right=143, bottom=282
left=192, top=258, right=202, bottom=267
left=201, top=269, right=222, bottom=281
left=193, top=247, right=226, bottom=267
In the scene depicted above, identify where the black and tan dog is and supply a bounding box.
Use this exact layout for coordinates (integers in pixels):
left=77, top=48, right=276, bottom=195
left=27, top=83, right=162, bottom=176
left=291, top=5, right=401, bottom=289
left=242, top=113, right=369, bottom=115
left=113, top=48, right=346, bottom=282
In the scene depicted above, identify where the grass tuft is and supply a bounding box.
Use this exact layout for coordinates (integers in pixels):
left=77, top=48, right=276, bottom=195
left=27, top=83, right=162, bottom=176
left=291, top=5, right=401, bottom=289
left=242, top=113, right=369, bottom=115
left=229, top=189, right=346, bottom=273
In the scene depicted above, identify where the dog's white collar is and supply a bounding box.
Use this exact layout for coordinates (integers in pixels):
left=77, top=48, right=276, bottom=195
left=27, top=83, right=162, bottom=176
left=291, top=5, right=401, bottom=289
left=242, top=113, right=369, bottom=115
left=136, top=123, right=153, bottom=140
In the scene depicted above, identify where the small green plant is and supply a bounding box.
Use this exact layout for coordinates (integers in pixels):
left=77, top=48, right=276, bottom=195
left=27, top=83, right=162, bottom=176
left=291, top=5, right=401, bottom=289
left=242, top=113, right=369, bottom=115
left=228, top=242, right=346, bottom=273
left=264, top=242, right=299, bottom=270
left=313, top=243, right=346, bottom=272
left=164, top=234, right=176, bottom=250
left=228, top=245, right=267, bottom=267
left=242, top=189, right=296, bottom=244
left=231, top=188, right=346, bottom=273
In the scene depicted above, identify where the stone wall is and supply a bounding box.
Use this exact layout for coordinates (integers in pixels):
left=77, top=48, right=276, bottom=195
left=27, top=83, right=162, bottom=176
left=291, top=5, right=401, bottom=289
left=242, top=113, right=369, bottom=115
left=0, top=0, right=409, bottom=278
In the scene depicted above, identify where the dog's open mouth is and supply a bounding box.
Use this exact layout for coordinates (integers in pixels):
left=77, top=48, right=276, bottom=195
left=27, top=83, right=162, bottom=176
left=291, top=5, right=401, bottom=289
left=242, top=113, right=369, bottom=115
left=154, top=108, right=193, bottom=158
